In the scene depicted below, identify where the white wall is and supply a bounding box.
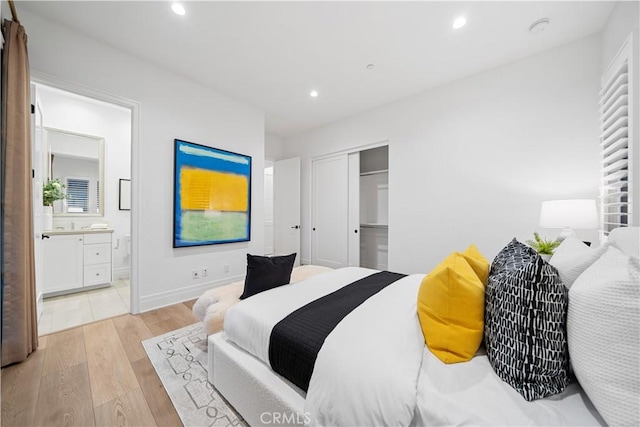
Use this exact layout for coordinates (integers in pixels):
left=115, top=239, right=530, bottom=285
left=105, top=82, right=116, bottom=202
left=601, top=1, right=640, bottom=228
left=265, top=133, right=284, bottom=161
left=284, top=35, right=601, bottom=273
left=38, top=87, right=132, bottom=279
left=22, top=9, right=265, bottom=312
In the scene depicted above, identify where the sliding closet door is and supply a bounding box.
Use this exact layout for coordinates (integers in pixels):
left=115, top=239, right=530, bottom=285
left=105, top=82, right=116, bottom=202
left=311, top=154, right=348, bottom=268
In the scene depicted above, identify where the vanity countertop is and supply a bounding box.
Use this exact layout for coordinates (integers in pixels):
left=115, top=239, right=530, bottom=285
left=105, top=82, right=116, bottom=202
left=44, top=228, right=114, bottom=236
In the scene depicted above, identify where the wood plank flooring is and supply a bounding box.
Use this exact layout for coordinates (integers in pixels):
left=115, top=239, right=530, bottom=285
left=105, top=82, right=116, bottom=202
left=1, top=300, right=203, bottom=427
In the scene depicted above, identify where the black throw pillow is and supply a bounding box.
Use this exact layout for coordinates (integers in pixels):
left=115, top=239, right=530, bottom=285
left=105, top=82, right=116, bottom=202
left=240, top=253, right=297, bottom=299
left=484, top=238, right=570, bottom=401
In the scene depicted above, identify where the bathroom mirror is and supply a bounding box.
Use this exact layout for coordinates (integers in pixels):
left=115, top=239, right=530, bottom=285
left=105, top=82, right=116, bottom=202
left=46, top=128, right=105, bottom=217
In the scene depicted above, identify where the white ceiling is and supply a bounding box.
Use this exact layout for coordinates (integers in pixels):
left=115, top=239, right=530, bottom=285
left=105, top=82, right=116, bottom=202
left=21, top=1, right=614, bottom=137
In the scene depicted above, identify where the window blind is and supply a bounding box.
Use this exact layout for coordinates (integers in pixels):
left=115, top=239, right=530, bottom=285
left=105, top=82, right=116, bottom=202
left=600, top=40, right=634, bottom=237
left=66, top=178, right=90, bottom=213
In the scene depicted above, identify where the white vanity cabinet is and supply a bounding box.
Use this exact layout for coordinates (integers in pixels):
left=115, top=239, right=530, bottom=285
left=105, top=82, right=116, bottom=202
left=83, top=233, right=112, bottom=287
left=42, top=234, right=84, bottom=294
left=43, top=230, right=113, bottom=296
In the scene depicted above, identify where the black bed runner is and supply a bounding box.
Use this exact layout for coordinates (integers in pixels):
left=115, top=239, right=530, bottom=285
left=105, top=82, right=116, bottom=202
left=268, top=271, right=407, bottom=392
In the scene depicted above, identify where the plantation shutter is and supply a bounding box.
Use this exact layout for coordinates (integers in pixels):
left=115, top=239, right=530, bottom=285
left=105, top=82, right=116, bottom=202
left=66, top=178, right=90, bottom=213
left=600, top=37, right=634, bottom=237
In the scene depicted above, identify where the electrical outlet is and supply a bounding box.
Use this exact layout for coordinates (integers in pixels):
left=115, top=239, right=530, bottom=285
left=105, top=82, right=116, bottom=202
left=202, top=267, right=209, bottom=277
left=192, top=269, right=200, bottom=279
left=224, top=264, right=230, bottom=273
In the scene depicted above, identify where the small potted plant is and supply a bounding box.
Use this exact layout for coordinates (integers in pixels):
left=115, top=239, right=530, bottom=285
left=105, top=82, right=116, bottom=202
left=43, top=178, right=66, bottom=230
left=526, top=232, right=560, bottom=262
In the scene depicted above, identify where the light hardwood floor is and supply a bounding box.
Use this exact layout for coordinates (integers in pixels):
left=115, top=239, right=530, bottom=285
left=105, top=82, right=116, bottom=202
left=1, top=299, right=203, bottom=427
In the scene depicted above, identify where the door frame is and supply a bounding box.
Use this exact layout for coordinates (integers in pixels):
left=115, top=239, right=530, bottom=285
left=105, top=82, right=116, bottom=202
left=308, top=139, right=389, bottom=267
left=31, top=71, right=142, bottom=313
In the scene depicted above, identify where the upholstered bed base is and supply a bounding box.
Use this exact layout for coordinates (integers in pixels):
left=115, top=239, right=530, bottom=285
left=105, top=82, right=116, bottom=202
left=208, top=332, right=306, bottom=427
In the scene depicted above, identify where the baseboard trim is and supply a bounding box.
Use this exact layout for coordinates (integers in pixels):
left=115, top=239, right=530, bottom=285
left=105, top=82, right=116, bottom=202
left=139, top=274, right=244, bottom=313
left=301, top=258, right=311, bottom=265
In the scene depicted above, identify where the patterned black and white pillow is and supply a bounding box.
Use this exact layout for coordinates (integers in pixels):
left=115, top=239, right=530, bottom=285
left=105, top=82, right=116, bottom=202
left=484, top=238, right=570, bottom=401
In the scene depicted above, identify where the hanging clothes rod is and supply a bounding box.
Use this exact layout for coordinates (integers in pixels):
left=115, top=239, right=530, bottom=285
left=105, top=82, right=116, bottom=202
left=8, top=0, right=20, bottom=24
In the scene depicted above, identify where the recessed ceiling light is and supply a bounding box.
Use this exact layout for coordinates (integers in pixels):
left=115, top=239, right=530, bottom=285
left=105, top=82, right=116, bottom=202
left=171, top=3, right=186, bottom=16
left=529, top=18, right=550, bottom=34
left=452, top=16, right=466, bottom=29
left=310, top=90, right=319, bottom=98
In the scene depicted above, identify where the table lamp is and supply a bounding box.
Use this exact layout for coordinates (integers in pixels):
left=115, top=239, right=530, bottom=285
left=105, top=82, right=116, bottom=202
left=539, top=199, right=598, bottom=241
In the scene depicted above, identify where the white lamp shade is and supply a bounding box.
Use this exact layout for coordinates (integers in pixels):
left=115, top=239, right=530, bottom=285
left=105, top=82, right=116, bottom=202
left=539, top=199, right=598, bottom=229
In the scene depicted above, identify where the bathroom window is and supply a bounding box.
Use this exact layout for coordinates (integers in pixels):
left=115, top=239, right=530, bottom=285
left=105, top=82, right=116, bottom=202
left=66, top=178, right=90, bottom=213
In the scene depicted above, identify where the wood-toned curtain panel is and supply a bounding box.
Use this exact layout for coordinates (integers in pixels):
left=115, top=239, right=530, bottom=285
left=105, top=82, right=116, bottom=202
left=1, top=18, right=37, bottom=367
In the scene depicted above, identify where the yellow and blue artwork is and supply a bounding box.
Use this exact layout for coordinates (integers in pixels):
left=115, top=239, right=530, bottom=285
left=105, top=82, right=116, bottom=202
left=174, top=139, right=251, bottom=247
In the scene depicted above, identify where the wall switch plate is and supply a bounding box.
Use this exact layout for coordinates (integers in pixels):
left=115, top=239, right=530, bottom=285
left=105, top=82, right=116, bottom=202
left=202, top=267, right=209, bottom=277
left=192, top=269, right=200, bottom=279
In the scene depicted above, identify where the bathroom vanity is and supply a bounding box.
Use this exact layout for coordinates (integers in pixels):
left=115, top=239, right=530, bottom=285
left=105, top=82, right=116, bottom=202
left=42, top=229, right=113, bottom=296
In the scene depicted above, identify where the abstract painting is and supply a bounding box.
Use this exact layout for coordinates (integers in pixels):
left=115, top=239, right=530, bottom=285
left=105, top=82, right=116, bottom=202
left=174, top=139, right=251, bottom=247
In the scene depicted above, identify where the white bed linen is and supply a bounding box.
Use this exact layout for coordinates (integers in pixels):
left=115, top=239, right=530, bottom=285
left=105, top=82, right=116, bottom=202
left=224, top=267, right=426, bottom=426
left=306, top=273, right=425, bottom=426
left=224, top=267, right=377, bottom=365
left=414, top=347, right=606, bottom=426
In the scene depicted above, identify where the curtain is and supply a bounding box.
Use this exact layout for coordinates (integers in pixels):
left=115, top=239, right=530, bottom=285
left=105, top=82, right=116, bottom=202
left=1, top=18, right=37, bottom=366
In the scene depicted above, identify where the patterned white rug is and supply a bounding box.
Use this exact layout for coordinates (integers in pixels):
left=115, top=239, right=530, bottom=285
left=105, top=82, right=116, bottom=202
left=142, top=323, right=245, bottom=427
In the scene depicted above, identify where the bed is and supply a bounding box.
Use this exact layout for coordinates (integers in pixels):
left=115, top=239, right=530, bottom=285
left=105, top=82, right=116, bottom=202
left=207, top=229, right=638, bottom=426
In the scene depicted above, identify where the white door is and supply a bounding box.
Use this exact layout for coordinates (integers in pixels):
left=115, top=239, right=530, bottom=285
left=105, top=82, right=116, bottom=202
left=347, top=152, right=360, bottom=266
left=311, top=154, right=348, bottom=268
left=274, top=157, right=301, bottom=266
left=264, top=163, right=274, bottom=255
left=31, top=84, right=45, bottom=321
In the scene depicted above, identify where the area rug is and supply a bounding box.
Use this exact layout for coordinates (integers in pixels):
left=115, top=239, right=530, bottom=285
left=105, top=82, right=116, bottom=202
left=142, top=323, right=245, bottom=427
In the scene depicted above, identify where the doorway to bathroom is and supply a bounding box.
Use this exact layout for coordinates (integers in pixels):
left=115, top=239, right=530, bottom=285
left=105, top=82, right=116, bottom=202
left=32, top=81, right=135, bottom=335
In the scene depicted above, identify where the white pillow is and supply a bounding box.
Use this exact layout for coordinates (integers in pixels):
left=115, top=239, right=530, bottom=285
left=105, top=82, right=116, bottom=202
left=607, top=226, right=640, bottom=259
left=567, top=246, right=640, bottom=426
left=549, top=237, right=606, bottom=288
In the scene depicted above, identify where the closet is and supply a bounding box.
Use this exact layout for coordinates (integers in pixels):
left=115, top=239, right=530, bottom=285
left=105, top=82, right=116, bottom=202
left=358, top=146, right=389, bottom=270
left=311, top=145, right=389, bottom=270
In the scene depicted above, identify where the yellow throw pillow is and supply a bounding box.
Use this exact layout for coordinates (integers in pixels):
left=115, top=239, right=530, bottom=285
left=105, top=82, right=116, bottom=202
left=418, top=247, right=489, bottom=364
left=461, top=244, right=489, bottom=284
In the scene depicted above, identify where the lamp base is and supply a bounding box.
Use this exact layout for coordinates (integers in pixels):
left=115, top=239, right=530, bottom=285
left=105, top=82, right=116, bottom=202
left=557, top=227, right=577, bottom=242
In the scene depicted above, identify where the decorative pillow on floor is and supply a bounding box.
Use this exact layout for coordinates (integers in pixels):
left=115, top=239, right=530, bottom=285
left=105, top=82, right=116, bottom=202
left=240, top=253, right=297, bottom=299
left=567, top=245, right=640, bottom=426
left=418, top=245, right=489, bottom=364
left=550, top=236, right=606, bottom=288
left=484, top=239, right=570, bottom=401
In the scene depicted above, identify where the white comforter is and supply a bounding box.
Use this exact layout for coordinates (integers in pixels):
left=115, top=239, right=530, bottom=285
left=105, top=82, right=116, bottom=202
left=414, top=347, right=605, bottom=426
left=224, top=267, right=425, bottom=426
